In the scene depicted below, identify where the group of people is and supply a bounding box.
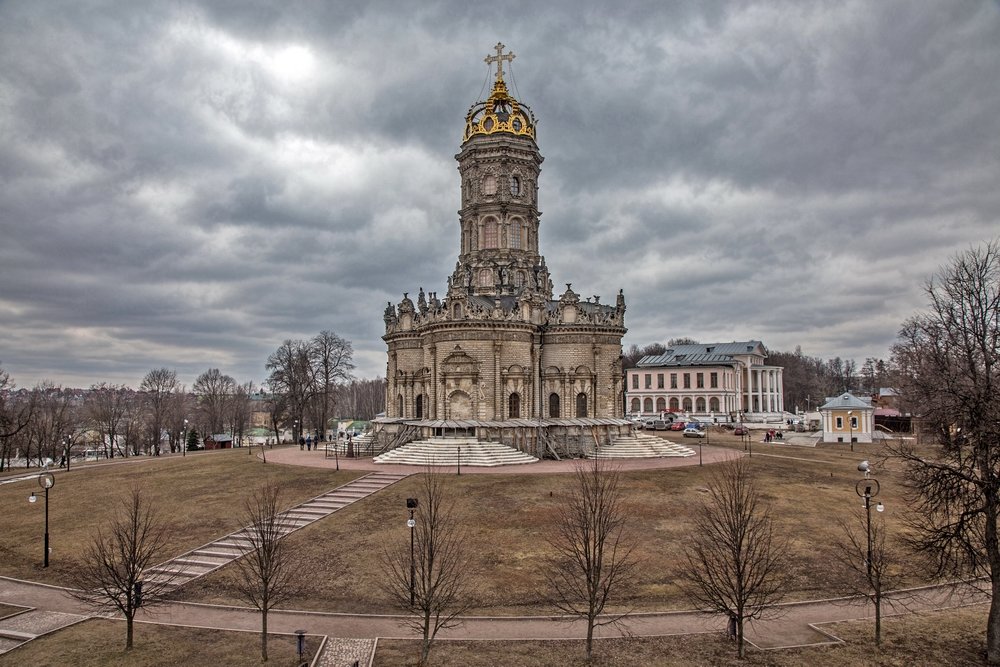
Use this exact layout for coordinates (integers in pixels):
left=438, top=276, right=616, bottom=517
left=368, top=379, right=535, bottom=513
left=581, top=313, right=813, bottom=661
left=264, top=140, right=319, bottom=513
left=763, top=429, right=783, bottom=443
left=298, top=432, right=353, bottom=451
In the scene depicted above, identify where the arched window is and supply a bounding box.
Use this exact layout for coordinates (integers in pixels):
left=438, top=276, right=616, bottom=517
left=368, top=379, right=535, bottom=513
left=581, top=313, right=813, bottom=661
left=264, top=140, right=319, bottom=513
left=709, top=397, right=720, bottom=412
left=483, top=219, right=498, bottom=248
left=483, top=174, right=496, bottom=196
left=509, top=393, right=520, bottom=419
left=656, top=397, right=666, bottom=412
left=415, top=394, right=423, bottom=419
left=576, top=392, right=588, bottom=418
left=396, top=394, right=404, bottom=417
left=682, top=397, right=692, bottom=412
left=514, top=271, right=525, bottom=287
left=510, top=219, right=522, bottom=249
left=669, top=397, right=680, bottom=411
left=510, top=175, right=520, bottom=196
left=695, top=397, right=706, bottom=412
left=630, top=397, right=640, bottom=413
left=643, top=398, right=653, bottom=413
left=452, top=303, right=463, bottom=318
left=478, top=268, right=493, bottom=287
left=549, top=393, right=560, bottom=418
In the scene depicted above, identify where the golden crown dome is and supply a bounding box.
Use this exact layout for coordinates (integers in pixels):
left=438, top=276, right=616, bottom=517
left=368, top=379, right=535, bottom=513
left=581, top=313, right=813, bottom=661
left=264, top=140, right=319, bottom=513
left=463, top=43, right=536, bottom=143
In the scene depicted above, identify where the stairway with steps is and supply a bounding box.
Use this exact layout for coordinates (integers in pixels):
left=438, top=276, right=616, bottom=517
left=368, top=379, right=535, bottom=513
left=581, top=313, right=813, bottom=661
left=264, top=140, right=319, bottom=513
left=589, top=433, right=697, bottom=459
left=373, top=437, right=537, bottom=467
left=0, top=610, right=87, bottom=656
left=143, top=471, right=409, bottom=588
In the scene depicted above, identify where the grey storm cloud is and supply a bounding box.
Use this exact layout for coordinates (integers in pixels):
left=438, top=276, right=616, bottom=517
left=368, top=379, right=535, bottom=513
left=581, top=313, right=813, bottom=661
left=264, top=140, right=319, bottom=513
left=1, top=0, right=998, bottom=389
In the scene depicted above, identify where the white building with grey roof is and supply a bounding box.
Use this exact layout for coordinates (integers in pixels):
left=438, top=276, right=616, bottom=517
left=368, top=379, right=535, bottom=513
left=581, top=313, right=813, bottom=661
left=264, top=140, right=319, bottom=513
left=626, top=341, right=784, bottom=420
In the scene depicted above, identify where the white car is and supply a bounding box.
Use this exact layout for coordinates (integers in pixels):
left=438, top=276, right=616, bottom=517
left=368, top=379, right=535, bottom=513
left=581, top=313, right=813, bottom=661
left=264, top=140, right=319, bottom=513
left=683, top=427, right=705, bottom=438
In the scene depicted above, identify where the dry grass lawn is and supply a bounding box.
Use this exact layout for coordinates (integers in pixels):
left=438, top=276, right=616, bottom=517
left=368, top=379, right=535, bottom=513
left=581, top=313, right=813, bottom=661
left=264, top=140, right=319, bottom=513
left=0, top=618, right=315, bottom=667
left=179, top=436, right=928, bottom=615
left=374, top=604, right=988, bottom=666
left=0, top=448, right=361, bottom=585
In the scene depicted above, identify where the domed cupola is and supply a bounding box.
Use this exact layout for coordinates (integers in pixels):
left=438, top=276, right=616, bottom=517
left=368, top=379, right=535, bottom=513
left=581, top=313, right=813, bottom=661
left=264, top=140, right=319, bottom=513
left=462, top=43, right=536, bottom=143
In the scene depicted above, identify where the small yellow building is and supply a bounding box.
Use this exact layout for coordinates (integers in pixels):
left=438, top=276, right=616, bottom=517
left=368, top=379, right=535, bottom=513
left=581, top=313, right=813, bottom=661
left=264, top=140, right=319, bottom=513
left=819, top=392, right=874, bottom=444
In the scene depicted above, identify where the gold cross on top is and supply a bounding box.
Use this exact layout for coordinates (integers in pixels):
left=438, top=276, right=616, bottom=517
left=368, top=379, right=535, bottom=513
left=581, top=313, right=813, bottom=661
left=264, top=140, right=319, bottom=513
left=484, top=42, right=515, bottom=84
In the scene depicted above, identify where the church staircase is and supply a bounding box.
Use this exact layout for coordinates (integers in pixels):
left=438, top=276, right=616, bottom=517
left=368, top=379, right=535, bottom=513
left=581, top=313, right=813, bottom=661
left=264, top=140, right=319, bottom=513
left=373, top=436, right=538, bottom=467
left=589, top=433, right=697, bottom=459
left=141, top=471, right=409, bottom=589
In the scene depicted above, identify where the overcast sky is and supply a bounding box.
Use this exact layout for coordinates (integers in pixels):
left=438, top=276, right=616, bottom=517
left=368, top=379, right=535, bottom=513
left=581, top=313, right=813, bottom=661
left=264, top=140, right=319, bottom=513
left=1, top=1, right=998, bottom=390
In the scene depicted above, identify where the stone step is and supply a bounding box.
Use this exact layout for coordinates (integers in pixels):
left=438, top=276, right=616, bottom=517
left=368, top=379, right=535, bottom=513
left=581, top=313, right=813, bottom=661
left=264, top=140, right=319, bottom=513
left=141, top=471, right=410, bottom=591
left=145, top=565, right=199, bottom=577
left=588, top=435, right=696, bottom=459
left=172, top=558, right=222, bottom=569
left=192, top=549, right=239, bottom=559
left=0, top=629, right=34, bottom=642
left=374, top=439, right=537, bottom=467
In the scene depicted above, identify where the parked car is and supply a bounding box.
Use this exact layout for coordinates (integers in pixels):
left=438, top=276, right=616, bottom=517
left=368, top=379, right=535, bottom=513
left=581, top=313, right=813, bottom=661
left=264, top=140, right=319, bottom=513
left=733, top=426, right=748, bottom=436
left=683, top=427, right=705, bottom=438
left=669, top=421, right=686, bottom=431
left=651, top=420, right=669, bottom=431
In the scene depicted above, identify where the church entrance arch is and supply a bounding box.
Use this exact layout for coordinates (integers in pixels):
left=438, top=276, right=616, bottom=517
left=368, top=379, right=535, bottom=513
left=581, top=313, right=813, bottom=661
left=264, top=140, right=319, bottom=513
left=576, top=392, right=588, bottom=418
left=448, top=391, right=473, bottom=420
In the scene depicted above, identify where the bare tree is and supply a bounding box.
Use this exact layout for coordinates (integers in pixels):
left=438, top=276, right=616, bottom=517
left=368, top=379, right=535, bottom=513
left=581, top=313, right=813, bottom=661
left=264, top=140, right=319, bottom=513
left=543, top=457, right=638, bottom=661
left=86, top=383, right=131, bottom=458
left=228, top=381, right=255, bottom=446
left=139, top=368, right=177, bottom=456
left=231, top=481, right=309, bottom=662
left=193, top=368, right=236, bottom=436
left=682, top=458, right=788, bottom=659
left=70, top=486, right=176, bottom=650
left=380, top=471, right=473, bottom=667
left=888, top=240, right=1000, bottom=663
left=335, top=377, right=386, bottom=421
left=165, top=386, right=190, bottom=453
left=25, top=382, right=76, bottom=465
left=0, top=366, right=36, bottom=471
left=834, top=505, right=895, bottom=646
left=266, top=340, right=315, bottom=441
left=310, top=330, right=354, bottom=439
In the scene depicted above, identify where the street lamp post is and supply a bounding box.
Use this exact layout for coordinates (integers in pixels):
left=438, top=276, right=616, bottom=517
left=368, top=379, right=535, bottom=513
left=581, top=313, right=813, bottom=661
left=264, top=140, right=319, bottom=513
left=856, top=461, right=884, bottom=582
left=406, top=497, right=418, bottom=607
left=28, top=472, right=55, bottom=567
left=63, top=434, right=71, bottom=472
left=182, top=419, right=189, bottom=457
left=848, top=410, right=855, bottom=452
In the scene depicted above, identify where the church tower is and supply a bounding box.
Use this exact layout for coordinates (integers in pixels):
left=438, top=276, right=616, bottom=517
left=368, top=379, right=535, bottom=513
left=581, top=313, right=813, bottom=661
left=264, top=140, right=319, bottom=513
left=449, top=43, right=551, bottom=303
left=382, top=44, right=626, bottom=437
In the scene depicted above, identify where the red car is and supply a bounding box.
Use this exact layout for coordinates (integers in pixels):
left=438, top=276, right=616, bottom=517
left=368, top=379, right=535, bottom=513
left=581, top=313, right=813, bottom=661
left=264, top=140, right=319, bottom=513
left=733, top=426, right=748, bottom=436
left=669, top=421, right=686, bottom=431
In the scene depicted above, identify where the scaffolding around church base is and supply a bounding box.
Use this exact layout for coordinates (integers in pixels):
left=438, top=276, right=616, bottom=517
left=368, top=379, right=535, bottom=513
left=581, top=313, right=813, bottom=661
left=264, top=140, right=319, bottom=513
left=371, top=417, right=634, bottom=460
